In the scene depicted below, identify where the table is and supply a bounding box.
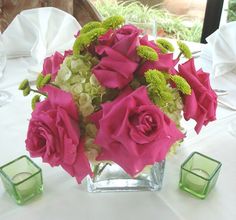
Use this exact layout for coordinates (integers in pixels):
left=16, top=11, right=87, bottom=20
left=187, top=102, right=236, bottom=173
left=0, top=47, right=236, bottom=220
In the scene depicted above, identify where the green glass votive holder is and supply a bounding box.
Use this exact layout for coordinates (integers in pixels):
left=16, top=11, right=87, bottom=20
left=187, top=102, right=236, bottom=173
left=179, top=152, right=222, bottom=199
left=0, top=155, right=43, bottom=204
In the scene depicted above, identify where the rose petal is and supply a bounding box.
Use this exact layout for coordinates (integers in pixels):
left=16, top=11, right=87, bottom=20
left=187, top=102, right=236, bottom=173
left=93, top=47, right=138, bottom=88
left=178, top=59, right=217, bottom=133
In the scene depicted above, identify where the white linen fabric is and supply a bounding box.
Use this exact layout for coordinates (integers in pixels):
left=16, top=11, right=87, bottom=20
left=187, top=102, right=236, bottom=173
left=0, top=33, right=7, bottom=79
left=201, top=21, right=236, bottom=77
left=2, top=7, right=81, bottom=62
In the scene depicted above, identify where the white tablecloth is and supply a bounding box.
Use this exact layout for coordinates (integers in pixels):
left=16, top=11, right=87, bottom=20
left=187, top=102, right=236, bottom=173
left=0, top=50, right=236, bottom=220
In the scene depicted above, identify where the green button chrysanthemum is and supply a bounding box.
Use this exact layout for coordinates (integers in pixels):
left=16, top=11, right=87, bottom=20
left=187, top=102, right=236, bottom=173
left=177, top=41, right=192, bottom=59
left=73, top=27, right=107, bottom=55
left=156, top=38, right=174, bottom=54
left=31, top=95, right=41, bottom=110
left=137, top=45, right=158, bottom=61
left=170, top=75, right=191, bottom=95
left=18, top=79, right=29, bottom=90
left=80, top=21, right=102, bottom=34
left=102, top=15, right=125, bottom=30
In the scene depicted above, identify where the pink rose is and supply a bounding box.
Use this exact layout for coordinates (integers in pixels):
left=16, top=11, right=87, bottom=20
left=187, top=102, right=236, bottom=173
left=178, top=59, right=217, bottom=133
left=112, top=25, right=141, bottom=61
left=92, top=25, right=141, bottom=89
left=92, top=46, right=138, bottom=89
left=99, top=25, right=141, bottom=61
left=137, top=53, right=179, bottom=76
left=98, top=29, right=116, bottom=47
left=25, top=85, right=92, bottom=183
left=90, top=86, right=184, bottom=176
left=42, top=50, right=72, bottom=80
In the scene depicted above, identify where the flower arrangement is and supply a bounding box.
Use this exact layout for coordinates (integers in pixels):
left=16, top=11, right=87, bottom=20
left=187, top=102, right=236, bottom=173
left=19, top=16, right=217, bottom=184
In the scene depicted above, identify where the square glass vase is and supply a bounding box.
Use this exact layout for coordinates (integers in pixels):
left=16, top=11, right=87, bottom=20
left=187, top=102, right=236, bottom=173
left=0, top=155, right=43, bottom=204
left=179, top=152, right=222, bottom=199
left=87, top=160, right=165, bottom=192
left=126, top=20, right=157, bottom=38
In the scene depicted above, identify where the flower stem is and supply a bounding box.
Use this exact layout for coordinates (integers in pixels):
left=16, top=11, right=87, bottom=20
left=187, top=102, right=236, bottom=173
left=30, top=89, right=47, bottom=97
left=49, top=82, right=60, bottom=88
left=93, top=162, right=111, bottom=179
left=97, top=163, right=111, bottom=176
left=177, top=52, right=183, bottom=59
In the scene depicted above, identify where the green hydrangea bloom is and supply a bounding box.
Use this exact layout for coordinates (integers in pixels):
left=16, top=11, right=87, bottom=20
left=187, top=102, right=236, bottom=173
left=80, top=21, right=102, bottom=34
left=55, top=53, right=105, bottom=116
left=170, top=75, right=191, bottom=95
left=177, top=41, right=192, bottom=59
left=102, top=15, right=125, bottom=30
left=137, top=45, right=158, bottom=61
left=156, top=39, right=174, bottom=53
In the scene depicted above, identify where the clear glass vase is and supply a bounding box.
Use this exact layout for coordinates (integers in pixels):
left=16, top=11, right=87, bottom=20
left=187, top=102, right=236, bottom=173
left=87, top=160, right=165, bottom=192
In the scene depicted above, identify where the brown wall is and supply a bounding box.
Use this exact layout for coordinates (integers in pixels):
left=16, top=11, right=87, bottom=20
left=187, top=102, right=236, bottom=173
left=0, top=0, right=101, bottom=32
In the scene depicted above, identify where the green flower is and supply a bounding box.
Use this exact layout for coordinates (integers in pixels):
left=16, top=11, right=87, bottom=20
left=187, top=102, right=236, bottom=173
left=23, top=86, right=31, bottom=96
left=145, top=69, right=166, bottom=88
left=177, top=41, right=192, bottom=59
left=156, top=38, right=174, bottom=53
left=36, top=74, right=44, bottom=89
left=79, top=93, right=92, bottom=105
left=40, top=74, right=51, bottom=87
left=18, top=79, right=29, bottom=90
left=170, top=75, right=191, bottom=95
left=85, top=123, right=97, bottom=138
left=80, top=102, right=94, bottom=117
left=54, top=53, right=105, bottom=111
left=31, top=95, right=40, bottom=110
left=137, top=45, right=158, bottom=61
left=73, top=28, right=107, bottom=55
left=145, top=69, right=174, bottom=106
left=80, top=21, right=102, bottom=34
left=102, top=15, right=125, bottom=30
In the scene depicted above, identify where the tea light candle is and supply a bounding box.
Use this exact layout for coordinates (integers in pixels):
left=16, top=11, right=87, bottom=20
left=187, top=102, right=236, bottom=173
left=12, top=172, right=35, bottom=196
left=185, top=168, right=209, bottom=192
